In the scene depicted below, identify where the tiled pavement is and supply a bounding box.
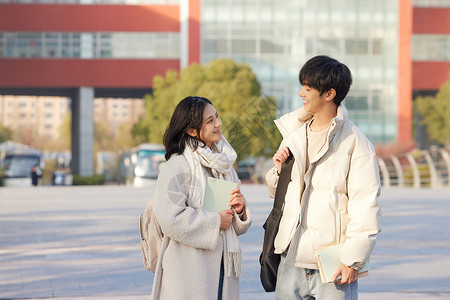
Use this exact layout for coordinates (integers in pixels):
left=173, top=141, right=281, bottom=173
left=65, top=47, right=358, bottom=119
left=1, top=185, right=450, bottom=300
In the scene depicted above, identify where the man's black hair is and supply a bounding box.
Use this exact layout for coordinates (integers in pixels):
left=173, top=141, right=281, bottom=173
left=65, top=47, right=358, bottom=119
left=299, top=55, right=352, bottom=106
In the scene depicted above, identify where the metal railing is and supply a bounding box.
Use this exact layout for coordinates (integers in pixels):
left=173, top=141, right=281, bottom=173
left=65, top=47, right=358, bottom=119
left=377, top=146, right=450, bottom=189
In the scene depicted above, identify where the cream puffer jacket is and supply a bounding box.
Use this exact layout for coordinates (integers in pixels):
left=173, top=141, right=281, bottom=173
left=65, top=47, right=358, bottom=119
left=266, top=104, right=381, bottom=269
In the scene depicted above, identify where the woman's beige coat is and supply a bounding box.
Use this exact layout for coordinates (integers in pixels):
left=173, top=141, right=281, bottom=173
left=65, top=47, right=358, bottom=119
left=266, top=104, right=381, bottom=269
left=151, top=154, right=251, bottom=300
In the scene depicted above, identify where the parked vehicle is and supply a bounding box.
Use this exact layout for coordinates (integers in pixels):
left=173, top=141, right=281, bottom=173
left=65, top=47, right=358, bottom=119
left=118, top=144, right=166, bottom=187
left=2, top=153, right=43, bottom=186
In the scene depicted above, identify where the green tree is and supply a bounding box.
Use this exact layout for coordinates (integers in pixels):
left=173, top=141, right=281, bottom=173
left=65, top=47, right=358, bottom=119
left=136, top=58, right=281, bottom=160
left=116, top=122, right=146, bottom=151
left=0, top=125, right=12, bottom=143
left=94, top=121, right=115, bottom=152
left=416, top=74, right=450, bottom=146
left=60, top=112, right=72, bottom=149
left=59, top=113, right=143, bottom=152
left=130, top=116, right=150, bottom=145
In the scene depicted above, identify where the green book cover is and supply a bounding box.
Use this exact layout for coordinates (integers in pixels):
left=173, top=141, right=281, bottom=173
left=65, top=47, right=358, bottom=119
left=203, top=177, right=238, bottom=212
left=316, top=244, right=370, bottom=283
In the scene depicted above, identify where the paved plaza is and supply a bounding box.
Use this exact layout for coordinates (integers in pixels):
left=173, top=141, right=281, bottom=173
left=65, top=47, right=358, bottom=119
left=1, top=184, right=450, bottom=300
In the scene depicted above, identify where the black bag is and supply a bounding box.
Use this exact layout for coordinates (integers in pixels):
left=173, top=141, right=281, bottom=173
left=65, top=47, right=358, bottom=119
left=259, top=150, right=295, bottom=292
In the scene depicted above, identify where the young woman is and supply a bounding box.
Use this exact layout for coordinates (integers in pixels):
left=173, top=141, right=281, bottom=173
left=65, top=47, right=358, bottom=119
left=151, top=96, right=251, bottom=300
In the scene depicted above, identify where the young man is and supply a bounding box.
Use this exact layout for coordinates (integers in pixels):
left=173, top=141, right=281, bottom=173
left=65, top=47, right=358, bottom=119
left=266, top=55, right=381, bottom=299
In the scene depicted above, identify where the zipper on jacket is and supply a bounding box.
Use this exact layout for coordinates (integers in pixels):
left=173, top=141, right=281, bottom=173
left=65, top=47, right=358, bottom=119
left=336, top=211, right=341, bottom=244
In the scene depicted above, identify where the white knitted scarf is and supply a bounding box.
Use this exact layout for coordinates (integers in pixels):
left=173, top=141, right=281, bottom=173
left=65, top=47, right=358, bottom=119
left=183, top=137, right=242, bottom=278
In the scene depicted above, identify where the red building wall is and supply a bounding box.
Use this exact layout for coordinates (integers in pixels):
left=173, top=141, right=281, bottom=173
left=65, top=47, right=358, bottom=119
left=0, top=4, right=183, bottom=88
left=0, top=4, right=180, bottom=32
left=413, top=7, right=450, bottom=35
left=0, top=59, right=180, bottom=88
left=412, top=7, right=450, bottom=91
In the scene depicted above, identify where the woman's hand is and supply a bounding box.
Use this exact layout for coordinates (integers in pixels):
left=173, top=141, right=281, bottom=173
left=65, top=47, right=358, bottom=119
left=229, top=187, right=245, bottom=214
left=219, top=209, right=234, bottom=231
left=273, top=146, right=290, bottom=174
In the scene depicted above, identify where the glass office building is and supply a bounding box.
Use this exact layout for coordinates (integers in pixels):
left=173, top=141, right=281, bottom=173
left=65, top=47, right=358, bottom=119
left=202, top=0, right=399, bottom=143
left=1, top=0, right=449, bottom=147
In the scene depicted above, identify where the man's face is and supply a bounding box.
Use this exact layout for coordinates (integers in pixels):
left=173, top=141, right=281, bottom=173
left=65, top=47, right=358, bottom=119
left=299, top=83, right=328, bottom=114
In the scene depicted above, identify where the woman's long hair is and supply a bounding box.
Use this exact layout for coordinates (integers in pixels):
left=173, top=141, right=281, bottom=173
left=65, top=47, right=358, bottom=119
left=163, top=96, right=212, bottom=160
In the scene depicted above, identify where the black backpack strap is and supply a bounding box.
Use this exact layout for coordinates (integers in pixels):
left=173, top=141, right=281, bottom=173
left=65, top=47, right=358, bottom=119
left=273, top=149, right=295, bottom=211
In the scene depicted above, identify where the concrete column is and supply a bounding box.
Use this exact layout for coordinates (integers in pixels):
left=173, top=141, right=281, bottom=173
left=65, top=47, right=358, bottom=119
left=71, top=87, right=94, bottom=176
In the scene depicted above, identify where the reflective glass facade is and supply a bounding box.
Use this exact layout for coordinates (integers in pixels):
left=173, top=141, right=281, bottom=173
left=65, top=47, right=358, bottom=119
left=0, top=32, right=180, bottom=59
left=202, top=0, right=399, bottom=143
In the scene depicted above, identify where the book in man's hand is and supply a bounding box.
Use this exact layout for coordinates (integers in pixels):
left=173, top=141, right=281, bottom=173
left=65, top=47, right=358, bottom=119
left=316, top=243, right=369, bottom=284
left=202, top=177, right=238, bottom=212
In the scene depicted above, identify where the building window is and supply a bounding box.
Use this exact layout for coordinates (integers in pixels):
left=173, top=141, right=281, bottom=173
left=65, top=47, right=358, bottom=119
left=345, top=39, right=369, bottom=55
left=204, top=39, right=228, bottom=54
left=344, top=94, right=368, bottom=111
left=412, top=34, right=450, bottom=61
left=413, top=0, right=450, bottom=7
left=232, top=39, right=256, bottom=54
left=372, top=40, right=383, bottom=55
left=261, top=40, right=284, bottom=54
left=0, top=32, right=180, bottom=59
left=317, top=39, right=341, bottom=55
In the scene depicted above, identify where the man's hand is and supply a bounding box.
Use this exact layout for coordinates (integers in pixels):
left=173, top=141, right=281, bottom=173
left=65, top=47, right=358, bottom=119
left=229, top=187, right=245, bottom=214
left=331, top=264, right=358, bottom=285
left=273, top=146, right=290, bottom=174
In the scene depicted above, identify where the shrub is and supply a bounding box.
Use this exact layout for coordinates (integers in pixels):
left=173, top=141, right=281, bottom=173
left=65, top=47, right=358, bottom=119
left=404, top=164, right=431, bottom=187
left=72, top=175, right=105, bottom=186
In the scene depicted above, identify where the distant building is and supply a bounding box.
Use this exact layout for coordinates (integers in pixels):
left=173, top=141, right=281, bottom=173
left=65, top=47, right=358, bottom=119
left=93, top=98, right=146, bottom=130
left=0, top=0, right=449, bottom=155
left=0, top=95, right=70, bottom=140
left=0, top=95, right=145, bottom=140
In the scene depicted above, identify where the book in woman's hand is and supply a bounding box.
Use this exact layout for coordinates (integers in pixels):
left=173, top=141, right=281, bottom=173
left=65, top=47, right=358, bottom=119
left=203, top=177, right=238, bottom=212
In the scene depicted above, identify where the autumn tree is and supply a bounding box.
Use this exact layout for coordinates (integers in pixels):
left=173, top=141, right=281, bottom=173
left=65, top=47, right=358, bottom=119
left=416, top=74, right=450, bottom=147
left=0, top=125, right=12, bottom=143
left=134, top=58, right=281, bottom=161
left=115, top=122, right=146, bottom=151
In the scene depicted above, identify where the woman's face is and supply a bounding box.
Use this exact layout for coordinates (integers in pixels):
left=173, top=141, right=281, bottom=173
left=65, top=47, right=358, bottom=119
left=198, top=104, right=223, bottom=147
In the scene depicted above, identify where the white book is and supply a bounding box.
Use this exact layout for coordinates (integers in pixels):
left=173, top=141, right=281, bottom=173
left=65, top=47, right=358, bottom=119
left=316, top=244, right=369, bottom=283
left=202, top=177, right=238, bottom=212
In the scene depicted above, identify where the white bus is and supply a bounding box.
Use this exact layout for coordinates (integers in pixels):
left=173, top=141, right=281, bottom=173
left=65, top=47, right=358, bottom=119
left=118, top=143, right=166, bottom=187
left=2, top=152, right=42, bottom=187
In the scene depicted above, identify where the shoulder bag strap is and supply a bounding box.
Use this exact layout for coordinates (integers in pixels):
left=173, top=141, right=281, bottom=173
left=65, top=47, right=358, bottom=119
left=273, top=149, right=295, bottom=211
